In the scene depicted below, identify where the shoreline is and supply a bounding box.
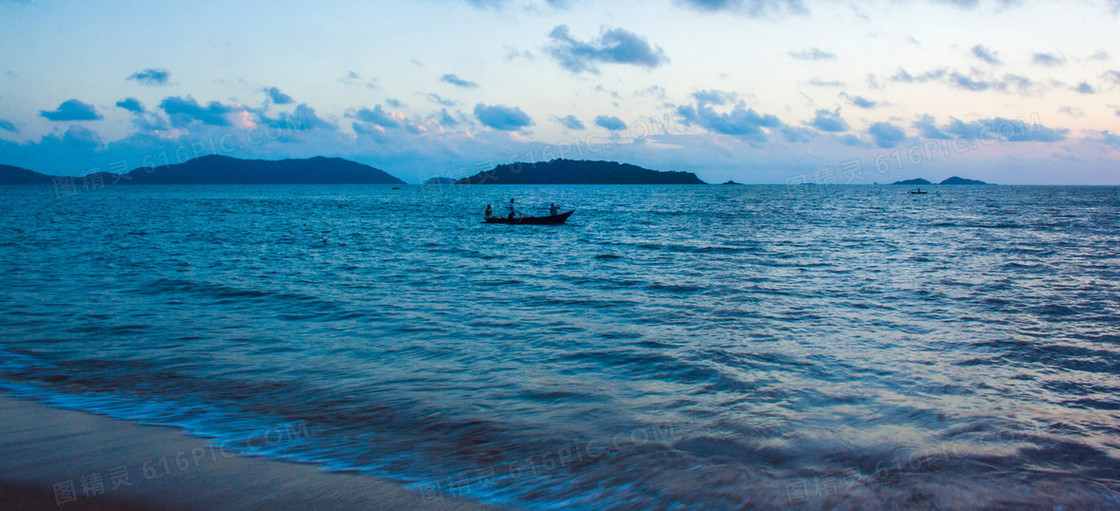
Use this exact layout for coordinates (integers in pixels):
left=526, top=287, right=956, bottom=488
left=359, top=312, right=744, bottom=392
left=0, top=393, right=501, bottom=511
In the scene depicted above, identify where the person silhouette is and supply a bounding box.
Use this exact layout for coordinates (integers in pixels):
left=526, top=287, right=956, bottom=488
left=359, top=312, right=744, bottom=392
left=549, top=203, right=559, bottom=216
left=484, top=204, right=493, bottom=218
left=507, top=198, right=516, bottom=219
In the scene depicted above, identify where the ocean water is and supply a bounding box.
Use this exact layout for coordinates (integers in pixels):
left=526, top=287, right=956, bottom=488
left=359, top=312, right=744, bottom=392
left=1, top=183, right=1119, bottom=509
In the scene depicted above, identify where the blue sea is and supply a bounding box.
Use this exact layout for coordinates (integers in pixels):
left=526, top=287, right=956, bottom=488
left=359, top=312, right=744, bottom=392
left=2, top=183, right=1119, bottom=509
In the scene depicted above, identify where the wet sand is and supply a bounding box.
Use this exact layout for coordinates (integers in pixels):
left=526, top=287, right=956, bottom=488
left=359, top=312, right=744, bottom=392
left=0, top=394, right=500, bottom=511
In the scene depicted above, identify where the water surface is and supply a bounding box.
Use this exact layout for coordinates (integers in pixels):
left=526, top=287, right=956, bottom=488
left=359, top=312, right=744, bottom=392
left=1, top=183, right=1118, bottom=509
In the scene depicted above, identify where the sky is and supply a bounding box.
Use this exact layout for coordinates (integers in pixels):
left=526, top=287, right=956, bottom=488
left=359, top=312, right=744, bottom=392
left=1, top=0, right=1118, bottom=184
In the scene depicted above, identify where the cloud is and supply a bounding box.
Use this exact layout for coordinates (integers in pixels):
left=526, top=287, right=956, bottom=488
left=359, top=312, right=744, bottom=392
left=60, top=124, right=102, bottom=149
left=1002, top=74, right=1036, bottom=94
left=555, top=115, right=585, bottom=130
left=1073, top=82, right=1095, bottom=94
left=1098, top=131, right=1120, bottom=150
left=340, top=71, right=378, bottom=89
left=676, top=101, right=781, bottom=141
left=675, top=0, right=807, bottom=17
left=949, top=72, right=998, bottom=91
left=1104, top=70, right=1120, bottom=84
left=808, top=77, right=845, bottom=87
left=547, top=25, right=668, bottom=74
left=868, top=122, right=907, bottom=148
left=0, top=119, right=16, bottom=132
left=115, top=97, right=144, bottom=113
left=913, top=115, right=951, bottom=139
left=971, top=44, right=1002, bottom=65
left=1031, top=52, right=1065, bottom=67
left=840, top=92, right=878, bottom=108
left=353, top=105, right=401, bottom=128
left=789, top=48, right=836, bottom=60
left=267, top=87, right=294, bottom=105
left=426, top=93, right=457, bottom=107
left=40, top=99, right=103, bottom=121
left=692, top=89, right=737, bottom=105
left=159, top=96, right=237, bottom=127
left=595, top=115, right=627, bottom=131
left=473, top=103, right=533, bottom=131
left=914, top=115, right=1067, bottom=143
left=932, top=0, right=979, bottom=7
left=264, top=103, right=334, bottom=132
left=807, top=108, right=848, bottom=132
left=127, top=68, right=171, bottom=86
left=461, top=0, right=570, bottom=8
left=779, top=126, right=815, bottom=143
left=889, top=67, right=947, bottom=83
left=441, top=74, right=479, bottom=88
left=1059, top=105, right=1085, bottom=117
left=890, top=66, right=1039, bottom=94
left=437, top=108, right=459, bottom=127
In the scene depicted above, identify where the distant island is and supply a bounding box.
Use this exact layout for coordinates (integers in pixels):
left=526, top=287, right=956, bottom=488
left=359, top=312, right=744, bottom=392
left=0, top=155, right=405, bottom=185
left=456, top=159, right=705, bottom=185
left=0, top=164, right=53, bottom=185
left=939, top=176, right=991, bottom=185
left=722, top=180, right=743, bottom=185
left=891, top=176, right=991, bottom=185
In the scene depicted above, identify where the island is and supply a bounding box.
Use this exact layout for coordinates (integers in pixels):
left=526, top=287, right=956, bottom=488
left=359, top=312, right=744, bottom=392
left=108, top=155, right=404, bottom=185
left=891, top=178, right=932, bottom=185
left=722, top=180, right=743, bottom=185
left=456, top=159, right=704, bottom=185
left=891, top=176, right=991, bottom=185
left=939, top=176, right=991, bottom=185
left=0, top=164, right=54, bottom=185
left=0, top=155, right=406, bottom=185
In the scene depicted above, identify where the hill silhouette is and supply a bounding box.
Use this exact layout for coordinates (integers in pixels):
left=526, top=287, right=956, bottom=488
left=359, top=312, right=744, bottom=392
left=939, top=176, right=990, bottom=185
left=891, top=178, right=932, bottom=185
left=0, top=164, right=53, bottom=185
left=892, top=177, right=991, bottom=185
left=457, top=159, right=704, bottom=185
left=116, top=155, right=404, bottom=184
left=0, top=156, right=406, bottom=185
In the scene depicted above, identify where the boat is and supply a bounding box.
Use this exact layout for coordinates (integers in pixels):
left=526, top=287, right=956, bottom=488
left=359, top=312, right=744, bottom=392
left=909, top=188, right=928, bottom=194
left=485, top=210, right=574, bottom=225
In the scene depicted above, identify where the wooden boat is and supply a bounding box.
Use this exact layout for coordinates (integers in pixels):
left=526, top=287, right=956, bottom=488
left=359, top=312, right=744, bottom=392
left=909, top=189, right=928, bottom=194
left=485, top=210, right=574, bottom=225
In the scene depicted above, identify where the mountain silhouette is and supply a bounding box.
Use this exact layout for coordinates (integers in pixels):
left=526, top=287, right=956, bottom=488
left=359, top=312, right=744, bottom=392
left=0, top=164, right=54, bottom=185
left=116, top=155, right=404, bottom=184
left=457, top=159, right=704, bottom=185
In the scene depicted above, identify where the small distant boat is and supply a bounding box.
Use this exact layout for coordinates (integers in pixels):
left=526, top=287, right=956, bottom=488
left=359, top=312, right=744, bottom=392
left=909, top=188, right=928, bottom=195
left=485, top=210, right=574, bottom=225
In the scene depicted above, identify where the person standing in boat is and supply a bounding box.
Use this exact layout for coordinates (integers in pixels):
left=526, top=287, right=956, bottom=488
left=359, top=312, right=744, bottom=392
left=484, top=204, right=493, bottom=218
left=507, top=198, right=517, bottom=219
left=549, top=203, right=559, bottom=216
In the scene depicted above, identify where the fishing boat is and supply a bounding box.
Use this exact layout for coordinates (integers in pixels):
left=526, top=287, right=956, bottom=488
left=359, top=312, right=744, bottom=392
left=909, top=188, right=928, bottom=194
left=485, top=210, right=574, bottom=225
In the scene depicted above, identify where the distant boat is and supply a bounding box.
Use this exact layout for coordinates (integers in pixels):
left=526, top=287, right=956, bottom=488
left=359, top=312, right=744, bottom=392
left=909, top=188, right=928, bottom=195
left=485, top=210, right=574, bottom=225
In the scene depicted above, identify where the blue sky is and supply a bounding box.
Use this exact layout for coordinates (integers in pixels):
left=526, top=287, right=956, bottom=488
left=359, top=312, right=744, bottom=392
left=1, top=0, right=1118, bottom=184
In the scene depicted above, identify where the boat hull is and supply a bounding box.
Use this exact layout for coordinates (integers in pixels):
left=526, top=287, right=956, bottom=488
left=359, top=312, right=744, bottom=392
left=485, top=210, right=574, bottom=225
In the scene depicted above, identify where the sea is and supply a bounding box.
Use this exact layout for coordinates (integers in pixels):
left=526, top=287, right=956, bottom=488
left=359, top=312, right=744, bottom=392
left=1, top=183, right=1118, bottom=509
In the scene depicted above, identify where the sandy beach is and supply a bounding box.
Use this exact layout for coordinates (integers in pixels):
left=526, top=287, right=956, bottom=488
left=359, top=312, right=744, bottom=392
left=0, top=393, right=501, bottom=511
